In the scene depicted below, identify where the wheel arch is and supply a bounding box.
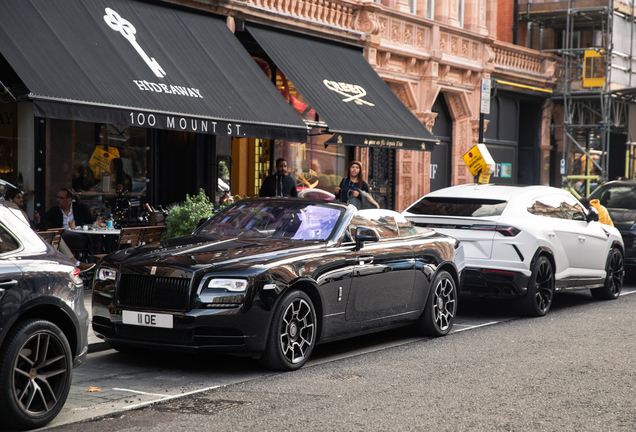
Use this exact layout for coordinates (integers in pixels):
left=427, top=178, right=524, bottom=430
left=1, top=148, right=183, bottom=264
left=436, top=261, right=460, bottom=292
left=530, top=246, right=556, bottom=274
left=13, top=305, right=79, bottom=358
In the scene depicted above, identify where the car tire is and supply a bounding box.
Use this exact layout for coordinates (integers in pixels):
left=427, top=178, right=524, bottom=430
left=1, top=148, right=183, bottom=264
left=591, top=248, right=624, bottom=300
left=0, top=319, right=73, bottom=430
left=260, top=290, right=317, bottom=371
left=519, top=255, right=554, bottom=317
left=414, top=270, right=457, bottom=337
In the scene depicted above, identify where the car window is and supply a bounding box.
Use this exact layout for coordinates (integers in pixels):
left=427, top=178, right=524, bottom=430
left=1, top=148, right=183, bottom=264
left=527, top=194, right=586, bottom=221
left=406, top=197, right=507, bottom=217
left=0, top=224, right=20, bottom=254
left=395, top=213, right=418, bottom=237
left=348, top=211, right=399, bottom=240
left=592, top=185, right=636, bottom=210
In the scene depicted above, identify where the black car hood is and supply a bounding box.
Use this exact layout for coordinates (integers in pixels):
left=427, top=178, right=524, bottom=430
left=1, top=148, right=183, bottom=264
left=606, top=208, right=636, bottom=231
left=109, top=234, right=325, bottom=271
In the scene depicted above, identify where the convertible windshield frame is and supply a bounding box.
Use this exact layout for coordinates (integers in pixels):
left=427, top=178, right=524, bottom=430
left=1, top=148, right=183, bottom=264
left=196, top=200, right=347, bottom=241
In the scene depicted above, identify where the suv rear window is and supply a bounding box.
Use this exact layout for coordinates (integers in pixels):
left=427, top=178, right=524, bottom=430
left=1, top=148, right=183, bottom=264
left=406, top=197, right=507, bottom=217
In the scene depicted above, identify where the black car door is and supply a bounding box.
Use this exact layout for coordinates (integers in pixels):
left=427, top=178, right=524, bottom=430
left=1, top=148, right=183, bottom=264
left=345, top=212, right=416, bottom=323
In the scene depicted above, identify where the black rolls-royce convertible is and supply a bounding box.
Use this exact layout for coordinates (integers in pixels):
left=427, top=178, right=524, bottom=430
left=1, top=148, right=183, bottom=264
left=92, top=198, right=465, bottom=371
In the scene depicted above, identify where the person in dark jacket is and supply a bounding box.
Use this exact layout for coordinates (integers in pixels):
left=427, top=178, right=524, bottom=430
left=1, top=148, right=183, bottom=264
left=335, top=160, right=369, bottom=207
left=44, top=188, right=101, bottom=256
left=259, top=158, right=298, bottom=198
left=5, top=187, right=43, bottom=230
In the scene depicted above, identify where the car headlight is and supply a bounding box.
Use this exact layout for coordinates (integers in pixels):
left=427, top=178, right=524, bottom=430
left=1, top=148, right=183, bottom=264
left=97, top=267, right=117, bottom=281
left=207, top=278, right=248, bottom=292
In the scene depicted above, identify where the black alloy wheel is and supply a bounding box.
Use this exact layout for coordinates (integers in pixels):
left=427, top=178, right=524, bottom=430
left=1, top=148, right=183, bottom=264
left=414, top=270, right=457, bottom=337
left=0, top=319, right=73, bottom=430
left=519, top=255, right=554, bottom=317
left=591, top=248, right=624, bottom=300
left=260, top=290, right=317, bottom=371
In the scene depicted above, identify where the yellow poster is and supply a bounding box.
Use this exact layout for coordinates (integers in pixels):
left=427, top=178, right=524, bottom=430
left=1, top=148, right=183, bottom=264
left=478, top=168, right=492, bottom=184
left=89, top=146, right=120, bottom=177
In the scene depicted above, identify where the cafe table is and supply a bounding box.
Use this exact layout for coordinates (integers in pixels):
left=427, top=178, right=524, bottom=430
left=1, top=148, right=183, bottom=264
left=73, top=226, right=121, bottom=255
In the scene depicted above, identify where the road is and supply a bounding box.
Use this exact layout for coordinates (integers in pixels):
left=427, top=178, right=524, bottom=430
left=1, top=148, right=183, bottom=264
left=38, top=278, right=636, bottom=431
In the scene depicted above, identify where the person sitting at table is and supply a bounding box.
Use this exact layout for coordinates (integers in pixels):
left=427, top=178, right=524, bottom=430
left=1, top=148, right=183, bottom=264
left=5, top=187, right=43, bottom=231
left=44, top=188, right=103, bottom=261
left=7, top=189, right=94, bottom=272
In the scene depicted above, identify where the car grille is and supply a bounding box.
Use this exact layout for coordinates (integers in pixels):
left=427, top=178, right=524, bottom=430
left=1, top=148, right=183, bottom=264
left=118, top=274, right=191, bottom=311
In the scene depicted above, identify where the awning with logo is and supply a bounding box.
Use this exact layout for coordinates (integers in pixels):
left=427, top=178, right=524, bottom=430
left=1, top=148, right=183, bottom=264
left=0, top=0, right=307, bottom=141
left=247, top=26, right=438, bottom=151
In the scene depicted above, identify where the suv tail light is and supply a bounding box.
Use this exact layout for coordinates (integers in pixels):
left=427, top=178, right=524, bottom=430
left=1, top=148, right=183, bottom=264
left=471, top=225, right=520, bottom=237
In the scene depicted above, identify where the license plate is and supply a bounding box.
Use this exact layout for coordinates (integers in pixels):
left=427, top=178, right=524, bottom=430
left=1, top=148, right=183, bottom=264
left=122, top=310, right=173, bottom=328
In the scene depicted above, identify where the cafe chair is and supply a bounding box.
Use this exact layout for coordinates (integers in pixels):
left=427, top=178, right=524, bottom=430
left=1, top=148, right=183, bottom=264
left=139, top=226, right=165, bottom=245
left=93, top=226, right=145, bottom=260
left=48, top=228, right=65, bottom=248
left=37, top=230, right=56, bottom=245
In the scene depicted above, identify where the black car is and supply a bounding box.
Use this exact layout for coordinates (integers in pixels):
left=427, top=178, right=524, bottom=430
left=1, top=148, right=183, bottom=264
left=0, top=201, right=89, bottom=430
left=92, top=198, right=465, bottom=371
left=589, top=180, right=636, bottom=266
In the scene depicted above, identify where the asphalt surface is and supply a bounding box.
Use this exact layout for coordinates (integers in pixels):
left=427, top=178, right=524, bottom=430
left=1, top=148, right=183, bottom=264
left=34, top=280, right=636, bottom=431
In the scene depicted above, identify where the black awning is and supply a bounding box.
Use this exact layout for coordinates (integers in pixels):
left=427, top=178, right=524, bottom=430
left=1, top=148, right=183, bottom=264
left=247, top=26, right=438, bottom=151
left=0, top=0, right=307, bottom=141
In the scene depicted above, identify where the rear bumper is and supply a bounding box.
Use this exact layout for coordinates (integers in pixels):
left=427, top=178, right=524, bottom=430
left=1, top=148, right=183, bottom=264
left=462, top=267, right=530, bottom=298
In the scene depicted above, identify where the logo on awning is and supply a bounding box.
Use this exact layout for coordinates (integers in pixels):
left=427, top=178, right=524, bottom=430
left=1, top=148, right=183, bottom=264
left=104, top=7, right=166, bottom=78
left=323, top=80, right=374, bottom=106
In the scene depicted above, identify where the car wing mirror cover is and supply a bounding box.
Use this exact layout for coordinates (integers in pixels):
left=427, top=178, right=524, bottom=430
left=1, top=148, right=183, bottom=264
left=586, top=209, right=600, bottom=223
left=355, top=227, right=380, bottom=249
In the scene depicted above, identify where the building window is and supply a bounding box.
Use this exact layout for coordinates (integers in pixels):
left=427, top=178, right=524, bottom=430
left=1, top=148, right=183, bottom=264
left=427, top=0, right=434, bottom=19
left=459, top=0, right=465, bottom=28
left=408, top=0, right=416, bottom=14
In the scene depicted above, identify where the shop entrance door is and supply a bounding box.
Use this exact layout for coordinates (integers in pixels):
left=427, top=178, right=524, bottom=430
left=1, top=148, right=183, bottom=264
left=430, top=96, right=452, bottom=192
left=368, top=148, right=395, bottom=210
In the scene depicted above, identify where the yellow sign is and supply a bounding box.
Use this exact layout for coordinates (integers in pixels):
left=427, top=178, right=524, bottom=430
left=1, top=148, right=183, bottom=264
left=89, top=146, right=120, bottom=177
left=462, top=144, right=495, bottom=176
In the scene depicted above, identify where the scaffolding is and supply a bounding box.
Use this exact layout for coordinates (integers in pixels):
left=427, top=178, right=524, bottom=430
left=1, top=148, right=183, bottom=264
left=521, top=0, right=636, bottom=193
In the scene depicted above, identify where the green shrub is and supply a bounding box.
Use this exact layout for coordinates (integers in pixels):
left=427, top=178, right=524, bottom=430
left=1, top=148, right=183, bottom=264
left=165, top=189, right=216, bottom=238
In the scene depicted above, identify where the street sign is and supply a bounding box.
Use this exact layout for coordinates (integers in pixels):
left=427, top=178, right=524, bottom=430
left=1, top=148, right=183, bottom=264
left=480, top=78, right=491, bottom=114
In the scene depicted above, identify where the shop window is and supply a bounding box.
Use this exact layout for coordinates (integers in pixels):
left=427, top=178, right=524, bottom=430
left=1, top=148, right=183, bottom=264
left=254, top=139, right=270, bottom=196
left=0, top=99, right=17, bottom=188
left=274, top=136, right=346, bottom=199
left=51, top=119, right=147, bottom=218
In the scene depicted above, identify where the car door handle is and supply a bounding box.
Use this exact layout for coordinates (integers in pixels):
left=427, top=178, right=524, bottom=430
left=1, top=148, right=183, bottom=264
left=548, top=232, right=555, bottom=239
left=578, top=236, right=586, bottom=242
left=0, top=279, right=19, bottom=289
left=358, top=255, right=374, bottom=265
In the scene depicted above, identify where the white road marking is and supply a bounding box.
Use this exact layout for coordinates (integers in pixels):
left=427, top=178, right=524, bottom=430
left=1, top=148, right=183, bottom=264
left=113, top=388, right=169, bottom=397
left=452, top=321, right=500, bottom=332
left=118, top=385, right=225, bottom=411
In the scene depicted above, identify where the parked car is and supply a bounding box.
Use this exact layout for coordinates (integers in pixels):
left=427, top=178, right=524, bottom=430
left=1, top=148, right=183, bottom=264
left=403, top=184, right=624, bottom=317
left=589, top=180, right=636, bottom=267
left=92, top=198, right=464, bottom=371
left=0, top=201, right=89, bottom=430
left=0, top=178, right=19, bottom=199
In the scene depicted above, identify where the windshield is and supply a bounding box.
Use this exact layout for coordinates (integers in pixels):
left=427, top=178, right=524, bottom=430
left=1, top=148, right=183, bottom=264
left=198, top=200, right=344, bottom=241
left=406, top=197, right=507, bottom=217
